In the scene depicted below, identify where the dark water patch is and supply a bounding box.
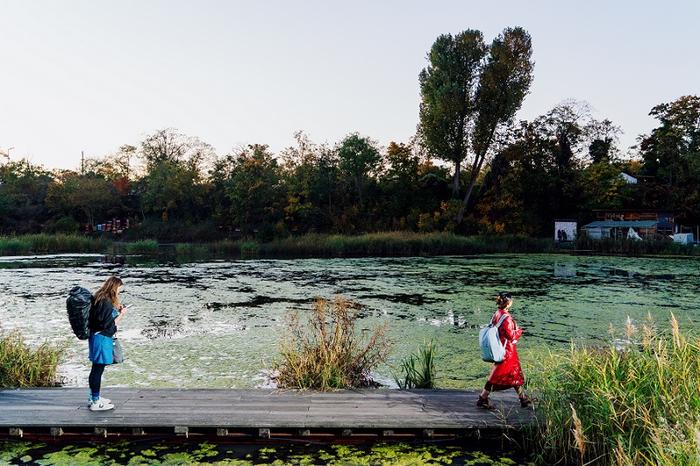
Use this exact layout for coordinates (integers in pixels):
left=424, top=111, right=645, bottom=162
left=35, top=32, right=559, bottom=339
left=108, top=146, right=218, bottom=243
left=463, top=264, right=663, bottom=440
left=142, top=317, right=185, bottom=339
left=206, top=295, right=317, bottom=309
left=359, top=293, right=445, bottom=306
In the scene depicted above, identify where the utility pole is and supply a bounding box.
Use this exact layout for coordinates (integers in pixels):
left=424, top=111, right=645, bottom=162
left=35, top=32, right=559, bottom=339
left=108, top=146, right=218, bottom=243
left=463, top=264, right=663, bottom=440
left=81, top=151, right=85, bottom=174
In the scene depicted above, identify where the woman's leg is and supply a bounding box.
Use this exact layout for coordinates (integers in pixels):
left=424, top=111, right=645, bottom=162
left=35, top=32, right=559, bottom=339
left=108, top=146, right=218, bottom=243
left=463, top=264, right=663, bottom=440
left=514, top=386, right=532, bottom=406
left=88, top=363, right=106, bottom=401
left=480, top=382, right=493, bottom=399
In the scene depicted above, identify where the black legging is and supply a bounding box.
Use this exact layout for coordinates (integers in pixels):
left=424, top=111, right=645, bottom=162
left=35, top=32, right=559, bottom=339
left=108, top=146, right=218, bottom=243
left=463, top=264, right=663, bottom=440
left=89, top=363, right=106, bottom=396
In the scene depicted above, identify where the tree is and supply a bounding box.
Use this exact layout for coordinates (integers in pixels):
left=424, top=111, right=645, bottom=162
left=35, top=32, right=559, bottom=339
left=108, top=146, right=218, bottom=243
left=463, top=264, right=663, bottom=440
left=220, top=144, right=284, bottom=237
left=337, top=133, right=381, bottom=208
left=45, top=172, right=120, bottom=227
left=456, top=27, right=534, bottom=223
left=418, top=30, right=487, bottom=197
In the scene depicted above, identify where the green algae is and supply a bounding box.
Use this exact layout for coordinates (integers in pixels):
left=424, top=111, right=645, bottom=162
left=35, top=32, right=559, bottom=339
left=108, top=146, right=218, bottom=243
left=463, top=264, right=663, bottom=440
left=0, top=441, right=530, bottom=465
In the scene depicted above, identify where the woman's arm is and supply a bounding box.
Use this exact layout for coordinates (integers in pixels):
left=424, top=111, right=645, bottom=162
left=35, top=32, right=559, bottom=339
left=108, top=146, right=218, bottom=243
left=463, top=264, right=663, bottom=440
left=503, top=316, right=523, bottom=341
left=114, top=306, right=126, bottom=325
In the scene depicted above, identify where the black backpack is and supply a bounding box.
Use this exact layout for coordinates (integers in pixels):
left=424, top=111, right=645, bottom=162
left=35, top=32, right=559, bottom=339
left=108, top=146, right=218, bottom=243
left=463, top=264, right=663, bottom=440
left=66, top=286, right=93, bottom=340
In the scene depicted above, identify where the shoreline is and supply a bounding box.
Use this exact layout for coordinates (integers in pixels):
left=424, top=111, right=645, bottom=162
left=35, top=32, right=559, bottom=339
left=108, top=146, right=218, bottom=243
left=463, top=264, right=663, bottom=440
left=1, top=232, right=697, bottom=259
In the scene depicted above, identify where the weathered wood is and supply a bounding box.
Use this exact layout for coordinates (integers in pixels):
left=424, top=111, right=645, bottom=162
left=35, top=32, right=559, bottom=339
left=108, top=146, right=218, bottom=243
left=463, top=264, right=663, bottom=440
left=0, top=388, right=535, bottom=437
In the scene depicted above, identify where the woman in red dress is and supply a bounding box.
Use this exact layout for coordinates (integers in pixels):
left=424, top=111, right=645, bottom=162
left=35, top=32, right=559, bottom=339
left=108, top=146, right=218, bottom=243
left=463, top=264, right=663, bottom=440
left=477, top=292, right=532, bottom=409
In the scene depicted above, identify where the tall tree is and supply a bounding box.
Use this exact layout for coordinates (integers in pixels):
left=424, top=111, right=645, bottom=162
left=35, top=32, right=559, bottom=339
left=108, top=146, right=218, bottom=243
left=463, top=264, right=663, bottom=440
left=418, top=30, right=487, bottom=197
left=337, top=133, right=381, bottom=208
left=457, top=27, right=534, bottom=223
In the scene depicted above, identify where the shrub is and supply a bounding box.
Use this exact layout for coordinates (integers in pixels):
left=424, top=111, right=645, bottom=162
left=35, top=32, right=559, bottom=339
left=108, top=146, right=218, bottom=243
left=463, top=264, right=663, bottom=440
left=275, top=297, right=391, bottom=390
left=528, top=314, right=700, bottom=465
left=0, top=331, right=63, bottom=387
left=126, top=239, right=159, bottom=254
left=394, top=340, right=437, bottom=389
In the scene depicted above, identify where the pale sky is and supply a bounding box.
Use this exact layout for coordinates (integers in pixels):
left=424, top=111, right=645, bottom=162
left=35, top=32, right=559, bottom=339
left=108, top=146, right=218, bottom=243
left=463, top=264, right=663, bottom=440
left=1, top=0, right=698, bottom=169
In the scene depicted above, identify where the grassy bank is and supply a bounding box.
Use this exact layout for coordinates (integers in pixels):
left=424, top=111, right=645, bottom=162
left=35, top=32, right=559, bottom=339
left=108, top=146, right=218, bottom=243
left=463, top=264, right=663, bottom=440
left=528, top=315, right=700, bottom=465
left=3, top=232, right=697, bottom=259
left=0, top=234, right=110, bottom=255
left=0, top=331, right=63, bottom=388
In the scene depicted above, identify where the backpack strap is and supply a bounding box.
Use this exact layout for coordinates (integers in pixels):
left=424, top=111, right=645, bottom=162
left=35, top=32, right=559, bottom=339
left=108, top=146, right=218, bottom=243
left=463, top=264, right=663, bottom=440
left=494, top=313, right=509, bottom=328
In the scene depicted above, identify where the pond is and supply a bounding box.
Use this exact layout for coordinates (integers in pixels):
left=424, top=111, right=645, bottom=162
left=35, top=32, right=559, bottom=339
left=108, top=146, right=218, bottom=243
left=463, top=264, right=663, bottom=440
left=0, top=253, right=698, bottom=390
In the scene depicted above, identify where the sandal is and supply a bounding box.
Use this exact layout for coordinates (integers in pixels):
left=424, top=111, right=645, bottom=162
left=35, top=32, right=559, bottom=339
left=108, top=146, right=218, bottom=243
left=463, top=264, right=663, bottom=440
left=476, top=395, right=495, bottom=410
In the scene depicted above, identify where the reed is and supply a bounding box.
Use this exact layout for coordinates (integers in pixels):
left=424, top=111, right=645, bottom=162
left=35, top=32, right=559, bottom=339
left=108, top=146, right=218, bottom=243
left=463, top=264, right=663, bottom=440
left=125, top=239, right=159, bottom=254
left=258, top=232, right=554, bottom=258
left=0, top=331, right=63, bottom=387
left=394, top=340, right=437, bottom=389
left=0, top=234, right=109, bottom=255
left=274, top=297, right=391, bottom=390
left=528, top=314, right=700, bottom=465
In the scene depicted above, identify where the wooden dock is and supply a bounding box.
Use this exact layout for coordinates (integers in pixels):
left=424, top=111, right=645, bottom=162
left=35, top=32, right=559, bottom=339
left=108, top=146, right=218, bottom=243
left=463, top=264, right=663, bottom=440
left=0, top=388, right=535, bottom=441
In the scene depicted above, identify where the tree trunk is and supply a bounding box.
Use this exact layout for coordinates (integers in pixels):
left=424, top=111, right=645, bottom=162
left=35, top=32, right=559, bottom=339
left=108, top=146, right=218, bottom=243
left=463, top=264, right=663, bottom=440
left=452, top=160, right=461, bottom=197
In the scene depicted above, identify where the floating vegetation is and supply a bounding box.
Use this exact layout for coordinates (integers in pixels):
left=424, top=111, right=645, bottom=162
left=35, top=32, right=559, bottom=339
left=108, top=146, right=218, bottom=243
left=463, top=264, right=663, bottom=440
left=0, top=441, right=533, bottom=465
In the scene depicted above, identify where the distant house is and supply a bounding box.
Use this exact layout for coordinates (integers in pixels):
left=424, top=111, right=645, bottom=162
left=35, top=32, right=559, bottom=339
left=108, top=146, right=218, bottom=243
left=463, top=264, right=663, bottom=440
left=620, top=172, right=638, bottom=184
left=581, top=220, right=658, bottom=240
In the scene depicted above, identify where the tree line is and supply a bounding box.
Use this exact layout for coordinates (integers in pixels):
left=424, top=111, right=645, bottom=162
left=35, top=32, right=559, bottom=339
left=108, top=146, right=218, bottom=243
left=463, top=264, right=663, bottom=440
left=1, top=27, right=698, bottom=241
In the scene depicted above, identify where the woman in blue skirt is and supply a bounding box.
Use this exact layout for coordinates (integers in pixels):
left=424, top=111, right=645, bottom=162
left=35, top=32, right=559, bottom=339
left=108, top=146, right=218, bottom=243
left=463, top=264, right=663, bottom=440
left=88, top=276, right=126, bottom=411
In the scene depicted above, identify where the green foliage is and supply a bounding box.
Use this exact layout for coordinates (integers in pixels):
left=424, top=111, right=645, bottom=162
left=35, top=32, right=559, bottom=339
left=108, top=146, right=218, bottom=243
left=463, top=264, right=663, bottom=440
left=528, top=315, right=700, bottom=465
left=126, top=239, right=159, bottom=254
left=394, top=340, right=437, bottom=389
left=0, top=234, right=109, bottom=255
left=275, top=297, right=391, bottom=390
left=0, top=331, right=63, bottom=387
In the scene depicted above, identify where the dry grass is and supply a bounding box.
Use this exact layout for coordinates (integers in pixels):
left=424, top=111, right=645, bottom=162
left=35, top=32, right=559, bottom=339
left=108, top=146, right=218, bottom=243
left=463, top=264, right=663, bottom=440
left=274, top=297, right=391, bottom=390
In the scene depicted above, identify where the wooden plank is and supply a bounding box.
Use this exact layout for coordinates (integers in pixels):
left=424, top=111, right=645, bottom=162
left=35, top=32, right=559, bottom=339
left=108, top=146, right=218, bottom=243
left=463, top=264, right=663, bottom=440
left=0, top=388, right=535, bottom=433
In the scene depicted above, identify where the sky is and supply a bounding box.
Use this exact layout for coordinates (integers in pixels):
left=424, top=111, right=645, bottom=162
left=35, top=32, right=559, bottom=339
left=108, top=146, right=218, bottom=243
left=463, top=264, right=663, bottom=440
left=1, top=0, right=698, bottom=169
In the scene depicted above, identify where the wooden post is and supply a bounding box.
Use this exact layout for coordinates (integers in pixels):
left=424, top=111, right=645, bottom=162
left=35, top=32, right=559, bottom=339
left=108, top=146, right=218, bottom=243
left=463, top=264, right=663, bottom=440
left=50, top=427, right=63, bottom=437
left=94, top=427, right=108, bottom=438
left=216, top=428, right=229, bottom=437
left=9, top=427, right=23, bottom=438
left=174, top=426, right=189, bottom=438
left=258, top=428, right=270, bottom=439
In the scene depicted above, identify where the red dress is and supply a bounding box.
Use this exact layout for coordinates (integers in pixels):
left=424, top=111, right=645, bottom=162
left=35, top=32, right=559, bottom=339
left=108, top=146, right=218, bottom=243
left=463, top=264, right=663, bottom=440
left=487, top=308, right=525, bottom=390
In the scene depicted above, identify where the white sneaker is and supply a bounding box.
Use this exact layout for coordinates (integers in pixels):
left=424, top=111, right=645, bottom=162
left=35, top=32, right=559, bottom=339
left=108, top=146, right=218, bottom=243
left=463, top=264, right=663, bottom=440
left=89, top=398, right=115, bottom=411
left=87, top=397, right=111, bottom=407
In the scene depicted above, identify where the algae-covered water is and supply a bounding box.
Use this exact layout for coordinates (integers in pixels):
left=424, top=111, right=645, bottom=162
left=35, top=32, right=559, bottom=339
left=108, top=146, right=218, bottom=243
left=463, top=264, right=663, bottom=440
left=0, top=440, right=532, bottom=465
left=0, top=253, right=698, bottom=389
left=1, top=253, right=699, bottom=465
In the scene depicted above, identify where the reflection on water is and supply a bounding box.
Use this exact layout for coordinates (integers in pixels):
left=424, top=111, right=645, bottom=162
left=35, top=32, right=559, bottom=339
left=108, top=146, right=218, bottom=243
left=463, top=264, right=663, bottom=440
left=0, top=253, right=698, bottom=389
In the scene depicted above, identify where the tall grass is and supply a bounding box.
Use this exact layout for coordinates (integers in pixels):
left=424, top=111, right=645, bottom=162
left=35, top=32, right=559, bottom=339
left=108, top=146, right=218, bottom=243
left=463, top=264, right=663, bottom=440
left=259, top=232, right=554, bottom=258
left=0, top=331, right=63, bottom=387
left=529, top=314, right=700, bottom=465
left=125, top=239, right=159, bottom=254
left=394, top=340, right=437, bottom=389
left=274, top=297, right=391, bottom=390
left=0, top=234, right=110, bottom=255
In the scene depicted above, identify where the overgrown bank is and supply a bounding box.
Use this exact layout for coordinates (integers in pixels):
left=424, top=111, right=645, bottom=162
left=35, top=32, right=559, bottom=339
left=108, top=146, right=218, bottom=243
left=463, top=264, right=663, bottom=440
left=0, top=232, right=555, bottom=258
left=527, top=315, right=700, bottom=465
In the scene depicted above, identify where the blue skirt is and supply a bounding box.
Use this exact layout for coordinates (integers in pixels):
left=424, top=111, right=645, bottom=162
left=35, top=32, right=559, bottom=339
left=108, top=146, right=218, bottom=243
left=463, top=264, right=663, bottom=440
left=88, top=332, right=113, bottom=365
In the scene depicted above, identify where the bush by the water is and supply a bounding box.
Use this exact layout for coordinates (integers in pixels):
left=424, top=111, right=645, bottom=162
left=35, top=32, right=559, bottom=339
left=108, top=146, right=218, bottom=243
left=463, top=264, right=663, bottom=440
left=275, top=297, right=391, bottom=390
left=125, top=239, right=159, bottom=254
left=529, top=314, right=700, bottom=465
left=394, top=340, right=437, bottom=389
left=0, top=331, right=63, bottom=387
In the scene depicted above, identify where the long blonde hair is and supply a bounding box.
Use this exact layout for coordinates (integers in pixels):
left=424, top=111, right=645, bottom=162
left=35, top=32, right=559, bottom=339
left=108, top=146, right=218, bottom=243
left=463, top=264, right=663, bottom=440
left=94, top=276, right=123, bottom=307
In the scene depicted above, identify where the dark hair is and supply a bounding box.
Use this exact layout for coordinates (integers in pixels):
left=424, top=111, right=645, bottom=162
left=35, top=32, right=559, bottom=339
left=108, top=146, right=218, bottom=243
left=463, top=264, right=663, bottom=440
left=496, top=292, right=512, bottom=309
